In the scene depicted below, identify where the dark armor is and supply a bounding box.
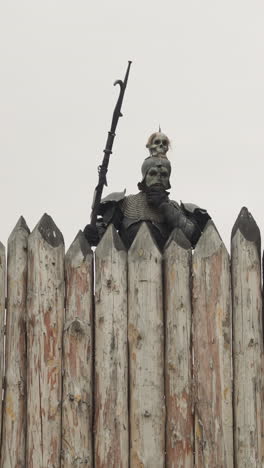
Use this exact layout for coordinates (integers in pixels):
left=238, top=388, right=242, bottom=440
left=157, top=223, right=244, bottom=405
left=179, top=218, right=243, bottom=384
left=84, top=190, right=210, bottom=250
left=85, top=141, right=211, bottom=250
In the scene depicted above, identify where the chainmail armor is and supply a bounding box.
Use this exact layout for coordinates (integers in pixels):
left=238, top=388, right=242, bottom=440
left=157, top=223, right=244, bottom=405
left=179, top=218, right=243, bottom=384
left=120, top=192, right=165, bottom=223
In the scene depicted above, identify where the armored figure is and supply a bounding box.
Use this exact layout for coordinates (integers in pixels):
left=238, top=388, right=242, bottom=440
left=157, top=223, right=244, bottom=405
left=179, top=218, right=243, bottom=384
left=84, top=132, right=210, bottom=249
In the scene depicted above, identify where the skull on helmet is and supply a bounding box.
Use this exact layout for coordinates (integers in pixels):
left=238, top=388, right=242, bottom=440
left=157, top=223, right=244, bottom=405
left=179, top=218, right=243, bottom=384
left=146, top=132, right=170, bottom=158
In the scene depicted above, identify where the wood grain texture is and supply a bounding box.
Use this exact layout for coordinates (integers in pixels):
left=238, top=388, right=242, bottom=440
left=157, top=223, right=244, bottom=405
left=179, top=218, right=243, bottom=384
left=61, top=231, right=93, bottom=467
left=1, top=217, right=29, bottom=468
left=94, top=225, right=128, bottom=468
left=0, top=241, right=6, bottom=454
left=192, top=222, right=233, bottom=468
left=128, top=223, right=165, bottom=468
left=26, top=214, right=64, bottom=468
left=231, top=207, right=264, bottom=467
left=164, top=229, right=194, bottom=468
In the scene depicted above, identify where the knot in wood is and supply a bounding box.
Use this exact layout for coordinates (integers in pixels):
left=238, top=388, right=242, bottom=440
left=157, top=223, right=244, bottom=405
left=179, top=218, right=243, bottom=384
left=70, top=319, right=84, bottom=335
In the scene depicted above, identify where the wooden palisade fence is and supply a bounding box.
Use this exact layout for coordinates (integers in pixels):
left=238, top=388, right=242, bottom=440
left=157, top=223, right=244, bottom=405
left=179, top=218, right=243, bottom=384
left=0, top=207, right=263, bottom=467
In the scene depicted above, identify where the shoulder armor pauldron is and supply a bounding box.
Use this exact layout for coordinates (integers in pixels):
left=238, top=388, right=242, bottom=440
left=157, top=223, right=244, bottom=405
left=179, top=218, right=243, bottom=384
left=101, top=190, right=126, bottom=204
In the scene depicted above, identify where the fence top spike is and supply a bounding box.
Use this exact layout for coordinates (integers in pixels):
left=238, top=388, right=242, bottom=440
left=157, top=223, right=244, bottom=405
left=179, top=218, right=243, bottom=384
left=110, top=224, right=126, bottom=251
left=66, top=230, right=92, bottom=259
left=96, top=224, right=126, bottom=253
left=232, top=206, right=260, bottom=241
left=36, top=213, right=64, bottom=247
left=12, top=216, right=30, bottom=234
left=231, top=206, right=260, bottom=254
left=164, top=227, right=192, bottom=251
left=128, top=221, right=161, bottom=255
left=194, top=220, right=225, bottom=258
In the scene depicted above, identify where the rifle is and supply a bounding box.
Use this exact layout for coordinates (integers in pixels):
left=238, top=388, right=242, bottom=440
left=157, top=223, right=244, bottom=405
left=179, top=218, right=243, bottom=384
left=90, top=61, right=132, bottom=227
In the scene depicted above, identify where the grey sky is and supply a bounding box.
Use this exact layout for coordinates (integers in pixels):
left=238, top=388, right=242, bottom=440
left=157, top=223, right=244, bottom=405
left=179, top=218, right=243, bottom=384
left=1, top=1, right=264, bottom=250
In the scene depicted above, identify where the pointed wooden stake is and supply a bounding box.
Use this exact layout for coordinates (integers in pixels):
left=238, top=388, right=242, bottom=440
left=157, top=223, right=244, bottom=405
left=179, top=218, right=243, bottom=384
left=1, top=217, right=29, bottom=468
left=232, top=207, right=264, bottom=467
left=0, top=242, right=6, bottom=452
left=164, top=228, right=194, bottom=468
left=61, top=231, right=93, bottom=467
left=94, top=225, right=129, bottom=468
left=128, top=223, right=165, bottom=468
left=26, top=214, right=64, bottom=468
left=192, top=222, right=233, bottom=467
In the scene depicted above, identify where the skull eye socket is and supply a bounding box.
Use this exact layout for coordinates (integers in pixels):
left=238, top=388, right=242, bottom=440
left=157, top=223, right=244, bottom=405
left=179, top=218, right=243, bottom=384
left=154, top=139, right=161, bottom=145
left=162, top=139, right=168, bottom=146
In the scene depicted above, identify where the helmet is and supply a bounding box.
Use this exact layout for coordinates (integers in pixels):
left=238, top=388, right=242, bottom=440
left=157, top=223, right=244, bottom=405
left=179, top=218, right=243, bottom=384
left=138, top=156, right=171, bottom=190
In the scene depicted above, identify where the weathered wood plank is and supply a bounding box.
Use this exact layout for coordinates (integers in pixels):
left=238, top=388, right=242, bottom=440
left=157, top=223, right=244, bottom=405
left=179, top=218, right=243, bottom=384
left=128, top=223, right=165, bottom=468
left=1, top=217, right=29, bottom=468
left=61, top=231, right=93, bottom=467
left=231, top=207, right=264, bottom=467
left=26, top=214, right=64, bottom=468
left=163, top=229, right=194, bottom=468
left=0, top=241, right=6, bottom=453
left=94, top=225, right=128, bottom=468
left=192, top=222, right=233, bottom=468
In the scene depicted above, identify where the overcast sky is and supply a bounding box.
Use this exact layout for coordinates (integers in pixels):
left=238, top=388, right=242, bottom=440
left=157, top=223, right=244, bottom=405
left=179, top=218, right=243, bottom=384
left=1, top=1, right=264, bottom=251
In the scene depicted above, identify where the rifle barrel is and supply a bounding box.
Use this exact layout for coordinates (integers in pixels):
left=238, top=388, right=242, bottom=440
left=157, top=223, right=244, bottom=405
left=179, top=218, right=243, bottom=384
left=90, top=61, right=132, bottom=227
